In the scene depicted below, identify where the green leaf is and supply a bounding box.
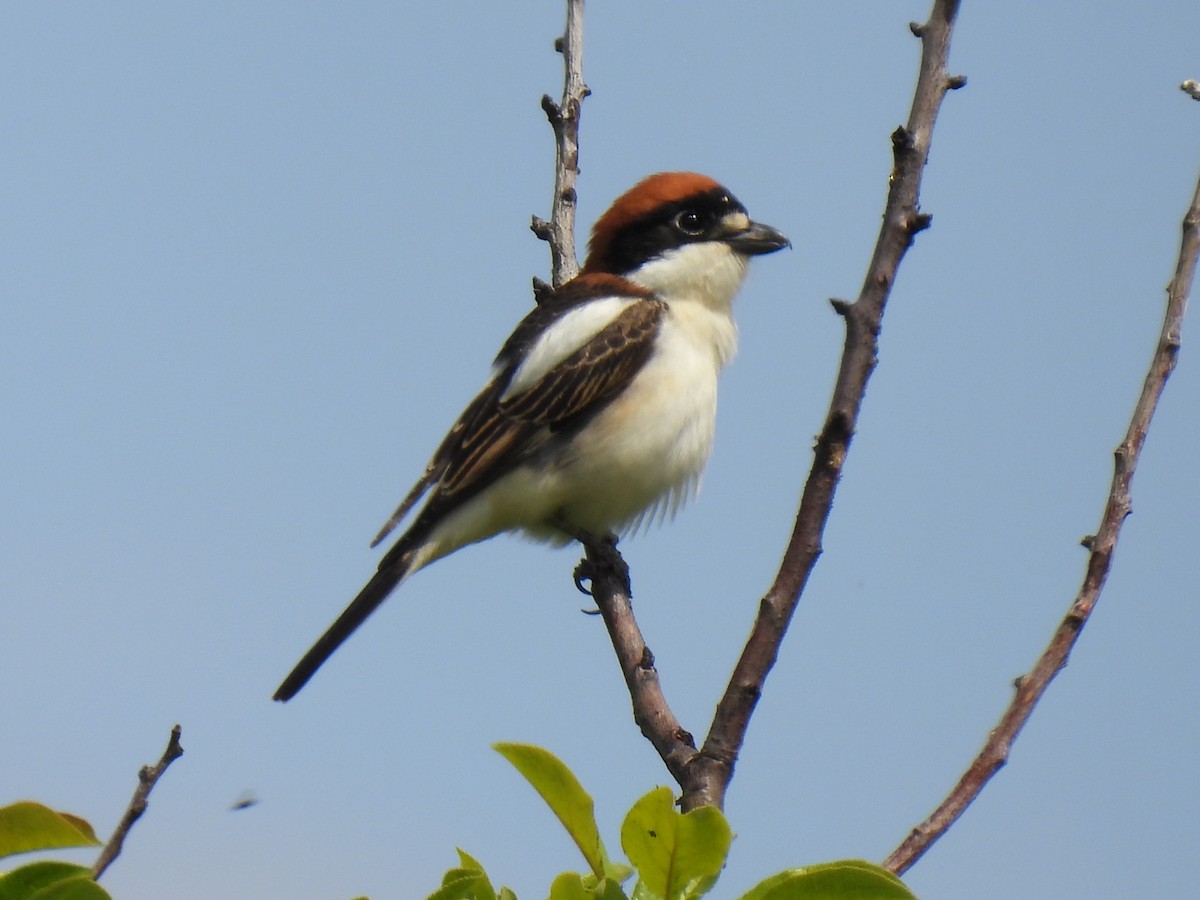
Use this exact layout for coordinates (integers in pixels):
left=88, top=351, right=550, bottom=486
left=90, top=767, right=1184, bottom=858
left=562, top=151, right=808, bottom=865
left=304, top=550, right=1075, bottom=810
left=493, top=744, right=610, bottom=879
left=598, top=862, right=634, bottom=885
left=426, top=849, right=499, bottom=900
left=29, top=877, right=112, bottom=900
left=427, top=871, right=492, bottom=900
left=0, top=804, right=101, bottom=860
left=549, top=873, right=590, bottom=900
left=549, top=873, right=628, bottom=900
left=737, top=860, right=919, bottom=900
left=456, top=849, right=486, bottom=873
left=620, top=788, right=732, bottom=900
left=595, top=879, right=632, bottom=900
left=0, top=862, right=90, bottom=900
left=0, top=862, right=112, bottom=900
left=426, top=873, right=488, bottom=900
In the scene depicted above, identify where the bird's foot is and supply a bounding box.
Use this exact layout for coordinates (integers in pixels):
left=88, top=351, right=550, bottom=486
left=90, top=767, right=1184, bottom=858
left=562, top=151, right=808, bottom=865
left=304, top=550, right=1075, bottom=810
left=553, top=517, right=631, bottom=599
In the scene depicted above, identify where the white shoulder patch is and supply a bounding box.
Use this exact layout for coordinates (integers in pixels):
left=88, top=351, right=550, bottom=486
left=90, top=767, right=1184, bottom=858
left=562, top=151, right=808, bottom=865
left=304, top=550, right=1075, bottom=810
left=501, top=296, right=637, bottom=401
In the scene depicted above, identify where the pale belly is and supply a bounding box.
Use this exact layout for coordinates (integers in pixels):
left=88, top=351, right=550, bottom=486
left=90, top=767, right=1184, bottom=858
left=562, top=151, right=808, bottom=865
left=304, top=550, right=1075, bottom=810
left=547, top=346, right=718, bottom=535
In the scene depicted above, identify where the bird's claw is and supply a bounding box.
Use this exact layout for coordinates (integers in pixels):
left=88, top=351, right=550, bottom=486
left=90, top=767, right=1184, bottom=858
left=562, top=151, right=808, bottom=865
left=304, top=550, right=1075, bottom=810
left=554, top=515, right=632, bottom=598
left=573, top=559, right=595, bottom=596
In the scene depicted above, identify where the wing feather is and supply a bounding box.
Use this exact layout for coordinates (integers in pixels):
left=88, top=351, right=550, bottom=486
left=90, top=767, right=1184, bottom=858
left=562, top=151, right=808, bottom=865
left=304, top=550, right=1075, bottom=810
left=497, top=300, right=664, bottom=426
left=385, top=298, right=666, bottom=544
left=370, top=378, right=507, bottom=547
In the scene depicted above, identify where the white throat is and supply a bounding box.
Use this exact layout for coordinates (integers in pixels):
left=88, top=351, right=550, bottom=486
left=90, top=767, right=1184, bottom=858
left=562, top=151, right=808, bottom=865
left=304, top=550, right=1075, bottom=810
left=627, top=242, right=750, bottom=313
left=628, top=242, right=746, bottom=367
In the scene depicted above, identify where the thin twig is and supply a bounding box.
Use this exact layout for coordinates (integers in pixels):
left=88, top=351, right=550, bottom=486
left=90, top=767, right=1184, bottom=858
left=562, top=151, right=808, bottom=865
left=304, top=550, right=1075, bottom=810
left=91, top=725, right=185, bottom=880
left=884, top=133, right=1200, bottom=877
left=574, top=539, right=699, bottom=785
left=680, top=0, right=964, bottom=813
left=532, top=0, right=589, bottom=289
left=536, top=0, right=700, bottom=787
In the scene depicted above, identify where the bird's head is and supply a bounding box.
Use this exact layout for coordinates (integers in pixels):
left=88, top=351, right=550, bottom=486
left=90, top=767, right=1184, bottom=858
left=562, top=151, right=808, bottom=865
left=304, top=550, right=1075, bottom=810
left=581, top=172, right=789, bottom=308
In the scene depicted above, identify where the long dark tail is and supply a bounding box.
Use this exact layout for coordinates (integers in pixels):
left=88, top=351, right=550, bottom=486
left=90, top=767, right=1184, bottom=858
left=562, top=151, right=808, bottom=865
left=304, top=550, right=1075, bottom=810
left=273, top=552, right=414, bottom=702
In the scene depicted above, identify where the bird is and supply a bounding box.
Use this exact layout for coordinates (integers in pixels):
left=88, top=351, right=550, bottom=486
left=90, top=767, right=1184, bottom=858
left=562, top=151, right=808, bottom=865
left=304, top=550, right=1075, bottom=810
left=274, top=172, right=789, bottom=701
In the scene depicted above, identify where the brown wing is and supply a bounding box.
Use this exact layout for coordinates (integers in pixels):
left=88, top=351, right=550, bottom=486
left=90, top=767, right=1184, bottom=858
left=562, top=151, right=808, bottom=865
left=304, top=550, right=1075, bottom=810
left=369, top=381, right=505, bottom=547
left=497, top=299, right=665, bottom=425
left=284, top=295, right=667, bottom=701
left=437, top=298, right=666, bottom=497
left=373, top=298, right=665, bottom=569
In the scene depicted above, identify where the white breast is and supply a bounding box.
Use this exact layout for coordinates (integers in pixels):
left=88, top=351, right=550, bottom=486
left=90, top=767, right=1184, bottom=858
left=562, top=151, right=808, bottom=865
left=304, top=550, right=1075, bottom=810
left=547, top=298, right=738, bottom=535
left=415, top=241, right=751, bottom=561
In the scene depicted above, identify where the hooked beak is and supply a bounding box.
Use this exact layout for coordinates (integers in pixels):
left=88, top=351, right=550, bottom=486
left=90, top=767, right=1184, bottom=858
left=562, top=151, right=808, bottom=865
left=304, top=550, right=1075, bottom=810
left=724, top=220, right=791, bottom=256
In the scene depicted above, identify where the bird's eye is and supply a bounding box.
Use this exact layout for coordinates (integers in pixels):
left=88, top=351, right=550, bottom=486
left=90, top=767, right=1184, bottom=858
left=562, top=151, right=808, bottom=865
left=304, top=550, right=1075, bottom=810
left=673, top=209, right=710, bottom=236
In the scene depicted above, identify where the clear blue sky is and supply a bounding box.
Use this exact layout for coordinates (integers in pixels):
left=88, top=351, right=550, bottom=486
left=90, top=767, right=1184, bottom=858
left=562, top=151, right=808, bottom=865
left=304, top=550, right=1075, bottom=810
left=3, top=3, right=1198, bottom=898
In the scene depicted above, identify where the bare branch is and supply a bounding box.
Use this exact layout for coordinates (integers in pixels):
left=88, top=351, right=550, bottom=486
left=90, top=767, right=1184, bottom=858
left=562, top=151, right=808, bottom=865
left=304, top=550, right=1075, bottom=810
left=534, top=0, right=589, bottom=287
left=574, top=537, right=699, bottom=786
left=91, top=725, right=184, bottom=880
left=538, top=0, right=699, bottom=786
left=681, top=0, right=964, bottom=813
left=883, top=136, right=1200, bottom=877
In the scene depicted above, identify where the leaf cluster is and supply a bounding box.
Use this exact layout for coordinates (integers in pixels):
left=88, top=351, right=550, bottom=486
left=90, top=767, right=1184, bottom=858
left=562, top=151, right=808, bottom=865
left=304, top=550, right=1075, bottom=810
left=0, top=802, right=108, bottom=900
left=427, top=745, right=919, bottom=900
